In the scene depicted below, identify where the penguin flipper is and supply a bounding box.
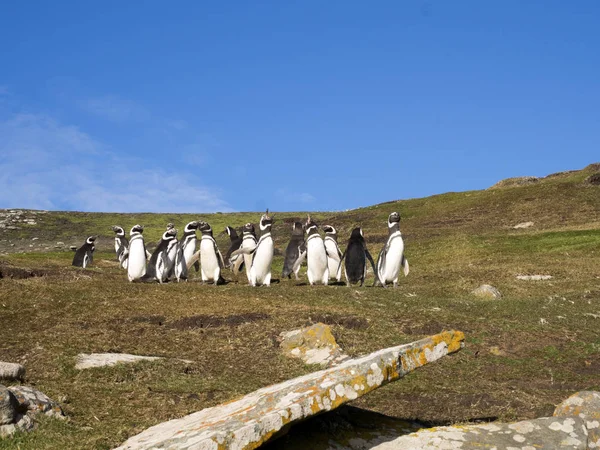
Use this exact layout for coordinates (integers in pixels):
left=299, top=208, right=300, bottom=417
left=230, top=246, right=256, bottom=257
left=232, top=255, right=244, bottom=274
left=402, top=256, right=410, bottom=276
left=187, top=250, right=200, bottom=271
left=291, top=251, right=307, bottom=273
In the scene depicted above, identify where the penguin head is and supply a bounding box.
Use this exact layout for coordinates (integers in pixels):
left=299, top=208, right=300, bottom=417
left=111, top=226, right=125, bottom=236
left=86, top=236, right=97, bottom=245
left=198, top=221, right=213, bottom=235
left=166, top=223, right=175, bottom=230
left=243, top=223, right=255, bottom=235
left=259, top=214, right=273, bottom=232
left=162, top=228, right=178, bottom=240
left=350, top=227, right=364, bottom=241
left=130, top=224, right=144, bottom=235
left=184, top=221, right=199, bottom=233
left=292, top=221, right=304, bottom=235
left=304, top=214, right=318, bottom=235
left=388, top=212, right=401, bottom=226
left=323, top=225, right=337, bottom=235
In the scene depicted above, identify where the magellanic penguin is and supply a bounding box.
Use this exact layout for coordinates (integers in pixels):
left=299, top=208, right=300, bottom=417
left=224, top=226, right=243, bottom=271
left=231, top=212, right=274, bottom=286
left=72, top=236, right=97, bottom=268
left=198, top=221, right=225, bottom=285
left=174, top=221, right=199, bottom=282
left=111, top=226, right=129, bottom=269
left=338, top=227, right=377, bottom=287
left=375, top=212, right=409, bottom=288
left=127, top=225, right=147, bottom=281
left=231, top=222, right=257, bottom=282
left=145, top=227, right=178, bottom=283
left=281, top=221, right=305, bottom=280
left=323, top=225, right=343, bottom=282
left=293, top=215, right=329, bottom=285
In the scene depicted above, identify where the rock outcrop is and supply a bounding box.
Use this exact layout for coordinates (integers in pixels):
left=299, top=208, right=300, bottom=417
left=279, top=323, right=349, bottom=367
left=471, top=284, right=501, bottom=299
left=554, top=390, right=600, bottom=449
left=116, top=330, right=465, bottom=450
left=0, top=385, right=64, bottom=438
left=0, top=362, right=25, bottom=381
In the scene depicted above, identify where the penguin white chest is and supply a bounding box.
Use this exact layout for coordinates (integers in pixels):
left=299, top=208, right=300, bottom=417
left=200, top=238, right=219, bottom=271
left=324, top=239, right=341, bottom=277
left=251, top=236, right=273, bottom=283
left=381, top=234, right=405, bottom=281
left=127, top=236, right=146, bottom=281
left=183, top=237, right=197, bottom=263
left=306, top=236, right=328, bottom=282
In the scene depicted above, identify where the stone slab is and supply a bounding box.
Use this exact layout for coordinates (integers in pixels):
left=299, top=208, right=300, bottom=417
left=279, top=323, right=349, bottom=367
left=366, top=417, right=588, bottom=449
left=75, top=353, right=163, bottom=370
left=117, top=330, right=464, bottom=450
left=554, top=390, right=600, bottom=449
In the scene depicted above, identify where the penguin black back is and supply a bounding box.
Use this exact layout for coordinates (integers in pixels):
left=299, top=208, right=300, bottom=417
left=282, top=221, right=305, bottom=279
left=72, top=236, right=97, bottom=268
left=341, top=228, right=376, bottom=286
left=224, top=226, right=242, bottom=261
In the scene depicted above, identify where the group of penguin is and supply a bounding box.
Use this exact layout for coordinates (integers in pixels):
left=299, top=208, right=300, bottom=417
left=72, top=211, right=409, bottom=288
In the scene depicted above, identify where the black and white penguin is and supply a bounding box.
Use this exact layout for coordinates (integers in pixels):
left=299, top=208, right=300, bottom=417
left=174, top=221, right=199, bottom=282
left=338, top=227, right=376, bottom=287
left=127, top=225, right=147, bottom=281
left=300, top=215, right=329, bottom=285
left=224, top=226, right=243, bottom=271
left=231, top=212, right=274, bottom=286
left=375, top=212, right=409, bottom=288
left=323, top=225, right=343, bottom=282
left=281, top=221, right=305, bottom=280
left=198, top=221, right=225, bottom=285
left=231, top=222, right=257, bottom=282
left=145, top=227, right=178, bottom=283
left=72, top=236, right=96, bottom=268
left=111, top=226, right=129, bottom=269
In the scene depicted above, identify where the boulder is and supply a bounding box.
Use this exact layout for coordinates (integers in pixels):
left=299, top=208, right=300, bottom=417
left=75, top=353, right=163, bottom=370
left=116, top=330, right=465, bottom=450
left=0, top=386, right=17, bottom=425
left=554, top=390, right=600, bottom=449
left=8, top=386, right=65, bottom=419
left=471, top=284, right=501, bottom=299
left=0, top=362, right=25, bottom=381
left=279, top=323, right=349, bottom=367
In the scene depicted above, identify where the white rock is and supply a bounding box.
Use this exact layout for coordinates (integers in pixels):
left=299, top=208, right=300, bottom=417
left=513, top=222, right=534, bottom=229
left=75, top=353, right=163, bottom=370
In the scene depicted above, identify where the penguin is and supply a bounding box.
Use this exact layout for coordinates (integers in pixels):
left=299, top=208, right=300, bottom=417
left=224, top=226, right=243, bottom=271
left=72, top=236, right=96, bottom=268
left=298, top=215, right=329, bottom=285
left=338, top=227, right=377, bottom=287
left=323, top=225, right=343, bottom=282
left=174, top=221, right=199, bottom=282
left=127, top=224, right=147, bottom=282
left=111, top=226, right=129, bottom=269
left=231, top=212, right=274, bottom=286
left=281, top=222, right=306, bottom=280
left=375, top=211, right=409, bottom=288
left=145, top=227, right=178, bottom=283
left=198, top=221, right=225, bottom=285
left=231, top=222, right=258, bottom=282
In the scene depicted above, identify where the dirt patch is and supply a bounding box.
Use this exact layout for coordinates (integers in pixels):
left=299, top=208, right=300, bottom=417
left=0, top=261, right=49, bottom=279
left=307, top=313, right=369, bottom=330
left=168, top=313, right=270, bottom=330
left=585, top=173, right=600, bottom=185
left=131, top=315, right=165, bottom=326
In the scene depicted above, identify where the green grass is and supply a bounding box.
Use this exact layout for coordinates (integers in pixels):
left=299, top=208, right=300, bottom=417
left=0, top=163, right=599, bottom=449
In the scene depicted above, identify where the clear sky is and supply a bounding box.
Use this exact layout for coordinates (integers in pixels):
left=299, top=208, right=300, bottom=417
left=1, top=1, right=598, bottom=212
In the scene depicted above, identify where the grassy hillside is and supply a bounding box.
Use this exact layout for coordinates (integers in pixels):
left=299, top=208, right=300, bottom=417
left=0, top=163, right=599, bottom=449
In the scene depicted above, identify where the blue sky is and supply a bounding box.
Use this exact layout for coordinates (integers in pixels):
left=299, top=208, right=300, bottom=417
left=1, top=1, right=598, bottom=212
